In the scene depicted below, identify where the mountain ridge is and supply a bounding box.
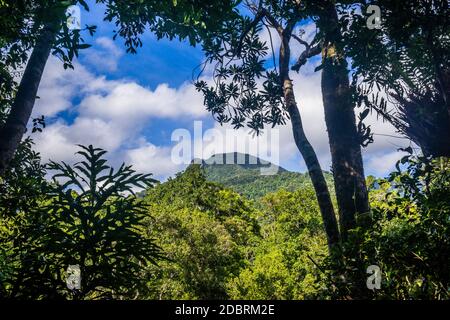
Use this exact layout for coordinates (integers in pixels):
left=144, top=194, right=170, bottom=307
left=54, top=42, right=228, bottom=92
left=192, top=152, right=287, bottom=172
left=193, top=152, right=333, bottom=200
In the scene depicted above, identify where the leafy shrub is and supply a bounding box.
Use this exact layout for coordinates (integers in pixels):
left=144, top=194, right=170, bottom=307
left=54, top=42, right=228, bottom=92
left=143, top=165, right=260, bottom=299
left=322, top=155, right=450, bottom=299
left=0, top=138, right=47, bottom=297
left=1, top=144, right=162, bottom=299
left=226, top=188, right=329, bottom=299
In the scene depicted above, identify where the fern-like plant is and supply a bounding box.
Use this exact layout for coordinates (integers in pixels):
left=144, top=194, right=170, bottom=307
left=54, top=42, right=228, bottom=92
left=9, top=145, right=162, bottom=299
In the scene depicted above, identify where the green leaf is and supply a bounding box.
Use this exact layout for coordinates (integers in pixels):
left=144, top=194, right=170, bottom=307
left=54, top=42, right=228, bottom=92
left=78, top=0, right=89, bottom=12
left=77, top=43, right=92, bottom=50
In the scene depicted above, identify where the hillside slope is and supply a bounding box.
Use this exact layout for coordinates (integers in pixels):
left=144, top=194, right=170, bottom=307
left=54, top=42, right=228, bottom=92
left=197, top=152, right=333, bottom=200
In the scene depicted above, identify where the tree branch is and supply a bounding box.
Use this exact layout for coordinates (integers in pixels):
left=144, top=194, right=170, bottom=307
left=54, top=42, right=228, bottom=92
left=236, top=1, right=265, bottom=54
left=291, top=43, right=321, bottom=72
left=292, top=34, right=309, bottom=48
left=261, top=8, right=284, bottom=35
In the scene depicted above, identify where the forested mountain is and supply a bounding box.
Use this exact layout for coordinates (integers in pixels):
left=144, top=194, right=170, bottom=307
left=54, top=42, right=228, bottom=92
left=1, top=143, right=449, bottom=300
left=199, top=153, right=334, bottom=200
left=1, top=0, right=448, bottom=303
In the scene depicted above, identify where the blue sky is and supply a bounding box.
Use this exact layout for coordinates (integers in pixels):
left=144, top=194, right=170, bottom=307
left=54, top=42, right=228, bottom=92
left=81, top=4, right=203, bottom=87
left=30, top=1, right=410, bottom=181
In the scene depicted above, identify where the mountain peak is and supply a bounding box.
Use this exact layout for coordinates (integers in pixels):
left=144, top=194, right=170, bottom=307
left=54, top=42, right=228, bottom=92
left=193, top=152, right=287, bottom=172
left=192, top=153, right=320, bottom=200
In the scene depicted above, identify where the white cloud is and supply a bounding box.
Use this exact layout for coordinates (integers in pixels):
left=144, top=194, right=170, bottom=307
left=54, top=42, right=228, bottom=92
left=290, top=66, right=407, bottom=176
left=33, top=56, right=119, bottom=118
left=257, top=20, right=406, bottom=177
left=34, top=59, right=92, bottom=117
left=125, top=141, right=183, bottom=180
left=193, top=120, right=299, bottom=171
left=204, top=57, right=404, bottom=176
left=32, top=55, right=208, bottom=178
left=33, top=121, right=79, bottom=163
left=33, top=117, right=125, bottom=165
left=78, top=81, right=207, bottom=122
left=83, top=37, right=123, bottom=72
left=366, top=150, right=407, bottom=177
left=31, top=37, right=407, bottom=181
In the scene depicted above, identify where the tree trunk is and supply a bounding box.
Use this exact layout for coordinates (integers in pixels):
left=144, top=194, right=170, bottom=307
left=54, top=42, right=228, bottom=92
left=280, top=31, right=340, bottom=249
left=0, top=24, right=57, bottom=176
left=319, top=3, right=370, bottom=239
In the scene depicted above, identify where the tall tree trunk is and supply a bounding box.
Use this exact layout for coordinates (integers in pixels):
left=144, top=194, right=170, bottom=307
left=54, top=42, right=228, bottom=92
left=0, top=24, right=57, bottom=176
left=280, top=31, right=340, bottom=248
left=319, top=3, right=370, bottom=239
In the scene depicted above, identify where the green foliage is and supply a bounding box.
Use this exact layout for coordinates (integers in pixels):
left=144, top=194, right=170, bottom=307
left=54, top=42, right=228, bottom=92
left=342, top=1, right=450, bottom=156
left=0, top=1, right=97, bottom=131
left=0, top=138, right=47, bottom=216
left=142, top=164, right=260, bottom=299
left=194, top=13, right=287, bottom=133
left=2, top=0, right=448, bottom=302
left=0, top=138, right=47, bottom=297
left=227, top=188, right=328, bottom=299
left=203, top=158, right=334, bottom=201
left=144, top=207, right=244, bottom=299
left=0, top=0, right=96, bottom=79
left=1, top=144, right=449, bottom=300
left=101, top=0, right=239, bottom=53
left=322, top=155, right=450, bottom=299
left=1, top=144, right=162, bottom=299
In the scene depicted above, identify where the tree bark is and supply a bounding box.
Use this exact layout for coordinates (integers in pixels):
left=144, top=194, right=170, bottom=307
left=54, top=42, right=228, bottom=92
left=0, top=24, right=57, bottom=176
left=280, top=30, right=340, bottom=248
left=319, top=3, right=370, bottom=239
